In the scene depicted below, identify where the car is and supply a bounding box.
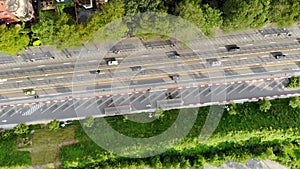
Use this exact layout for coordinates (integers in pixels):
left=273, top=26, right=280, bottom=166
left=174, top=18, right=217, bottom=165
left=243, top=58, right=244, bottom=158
left=170, top=75, right=180, bottom=81
left=270, top=52, right=286, bottom=60
left=211, top=60, right=222, bottom=66
left=23, top=89, right=36, bottom=96
left=207, top=58, right=222, bottom=67
left=106, top=58, right=118, bottom=65
left=227, top=47, right=240, bottom=52
left=130, top=66, right=142, bottom=71
left=90, top=70, right=101, bottom=74
left=108, top=61, right=118, bottom=65
left=226, top=44, right=241, bottom=52
left=166, top=51, right=181, bottom=59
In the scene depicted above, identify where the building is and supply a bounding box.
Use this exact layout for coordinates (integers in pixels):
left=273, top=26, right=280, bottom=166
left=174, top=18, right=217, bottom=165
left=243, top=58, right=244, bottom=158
left=39, top=0, right=55, bottom=10
left=0, top=0, right=19, bottom=23
left=0, top=0, right=34, bottom=23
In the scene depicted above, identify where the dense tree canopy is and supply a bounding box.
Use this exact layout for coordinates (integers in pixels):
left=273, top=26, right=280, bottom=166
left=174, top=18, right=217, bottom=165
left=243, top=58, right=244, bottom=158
left=222, top=0, right=270, bottom=32
left=31, top=11, right=81, bottom=49
left=269, top=0, right=300, bottom=27
left=0, top=25, right=30, bottom=55
left=1, top=0, right=300, bottom=54
left=176, top=0, right=222, bottom=37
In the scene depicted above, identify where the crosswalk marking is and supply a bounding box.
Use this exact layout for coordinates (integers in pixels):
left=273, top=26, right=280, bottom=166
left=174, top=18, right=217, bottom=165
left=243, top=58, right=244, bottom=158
left=22, top=104, right=43, bottom=116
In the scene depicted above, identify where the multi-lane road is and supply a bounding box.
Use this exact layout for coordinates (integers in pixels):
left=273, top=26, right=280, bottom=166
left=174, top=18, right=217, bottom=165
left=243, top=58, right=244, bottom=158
left=1, top=26, right=300, bottom=128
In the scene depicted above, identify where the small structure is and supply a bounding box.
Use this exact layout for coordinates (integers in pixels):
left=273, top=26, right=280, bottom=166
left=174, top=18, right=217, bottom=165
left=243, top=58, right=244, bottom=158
left=56, top=0, right=71, bottom=3
left=0, top=0, right=19, bottom=23
left=39, top=0, right=55, bottom=10
left=76, top=0, right=92, bottom=9
left=258, top=28, right=292, bottom=37
left=4, top=0, right=35, bottom=21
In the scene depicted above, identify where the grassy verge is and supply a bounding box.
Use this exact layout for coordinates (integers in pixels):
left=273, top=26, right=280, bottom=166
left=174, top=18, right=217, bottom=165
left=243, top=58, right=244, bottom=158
left=0, top=134, right=30, bottom=168
left=31, top=127, right=75, bottom=165
left=60, top=98, right=300, bottom=168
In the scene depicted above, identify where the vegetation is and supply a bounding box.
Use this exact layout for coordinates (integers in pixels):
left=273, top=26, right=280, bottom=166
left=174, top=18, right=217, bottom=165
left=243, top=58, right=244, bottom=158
left=59, top=97, right=300, bottom=168
left=48, top=120, right=60, bottom=130
left=0, top=24, right=30, bottom=55
left=1, top=0, right=300, bottom=54
left=83, top=116, right=95, bottom=128
left=2, top=97, right=300, bottom=168
left=258, top=99, right=272, bottom=112
left=31, top=127, right=75, bottom=165
left=287, top=77, right=300, bottom=88
left=0, top=130, right=30, bottom=167
left=14, top=123, right=29, bottom=136
left=289, top=97, right=300, bottom=109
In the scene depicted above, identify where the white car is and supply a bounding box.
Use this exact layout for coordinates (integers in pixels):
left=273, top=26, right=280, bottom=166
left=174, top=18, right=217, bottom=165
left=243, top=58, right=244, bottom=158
left=108, top=60, right=119, bottom=66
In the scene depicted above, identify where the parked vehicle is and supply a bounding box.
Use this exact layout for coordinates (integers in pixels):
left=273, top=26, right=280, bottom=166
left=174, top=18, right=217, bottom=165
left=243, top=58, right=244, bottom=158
left=106, top=58, right=118, bottom=66
left=130, top=66, right=142, bottom=71
left=170, top=75, right=180, bottom=81
left=207, top=58, right=222, bottom=66
left=270, top=52, right=286, bottom=60
left=166, top=51, right=181, bottom=59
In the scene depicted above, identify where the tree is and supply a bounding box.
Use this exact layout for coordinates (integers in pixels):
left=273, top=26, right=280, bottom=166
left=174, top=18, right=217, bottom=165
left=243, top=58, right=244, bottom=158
left=201, top=4, right=223, bottom=37
left=222, top=0, right=270, bottom=32
left=287, top=77, right=300, bottom=88
left=227, top=103, right=238, bottom=115
left=176, top=0, right=222, bottom=37
left=83, top=116, right=95, bottom=128
left=14, top=123, right=29, bottom=135
left=176, top=0, right=205, bottom=30
left=0, top=24, right=30, bottom=55
left=258, top=99, right=271, bottom=112
left=31, top=11, right=81, bottom=49
left=86, top=0, right=125, bottom=31
left=269, top=0, right=300, bottom=27
left=49, top=120, right=60, bottom=130
left=289, top=97, right=300, bottom=109
left=154, top=108, right=165, bottom=119
left=124, top=0, right=167, bottom=15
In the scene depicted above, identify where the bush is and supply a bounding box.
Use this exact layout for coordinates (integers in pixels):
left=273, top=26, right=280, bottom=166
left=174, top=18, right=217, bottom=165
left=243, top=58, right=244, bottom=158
left=14, top=123, right=29, bottom=136
left=48, top=120, right=60, bottom=131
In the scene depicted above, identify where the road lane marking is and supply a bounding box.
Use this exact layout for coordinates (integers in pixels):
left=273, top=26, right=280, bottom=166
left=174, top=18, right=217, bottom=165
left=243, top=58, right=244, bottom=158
left=41, top=103, right=57, bottom=114
left=13, top=68, right=20, bottom=70
left=88, top=60, right=97, bottom=63
left=63, top=62, right=71, bottom=65
left=37, top=78, right=44, bottom=81
left=0, top=61, right=297, bottom=95
left=16, top=80, right=23, bottom=83
left=37, top=65, right=45, bottom=67
left=57, top=76, right=64, bottom=78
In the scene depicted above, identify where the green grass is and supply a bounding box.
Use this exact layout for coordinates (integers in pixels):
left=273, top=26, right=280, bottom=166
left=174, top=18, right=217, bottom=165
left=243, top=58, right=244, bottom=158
left=0, top=134, right=30, bottom=167
left=31, top=127, right=75, bottom=165
left=60, top=98, right=300, bottom=168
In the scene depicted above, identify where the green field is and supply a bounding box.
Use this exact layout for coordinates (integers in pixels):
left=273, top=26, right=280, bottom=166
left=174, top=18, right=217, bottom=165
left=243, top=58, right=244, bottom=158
left=31, top=127, right=75, bottom=165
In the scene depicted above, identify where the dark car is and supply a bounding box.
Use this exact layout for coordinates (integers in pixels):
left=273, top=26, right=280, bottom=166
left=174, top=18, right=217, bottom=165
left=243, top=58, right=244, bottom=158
left=226, top=44, right=241, bottom=52
left=166, top=51, right=181, bottom=59
left=130, top=66, right=142, bottom=71
left=271, top=52, right=286, bottom=60
left=170, top=75, right=180, bottom=81
left=90, top=70, right=101, bottom=74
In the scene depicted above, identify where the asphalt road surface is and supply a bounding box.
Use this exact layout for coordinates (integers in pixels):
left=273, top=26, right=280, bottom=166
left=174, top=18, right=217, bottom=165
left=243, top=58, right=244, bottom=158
left=1, top=26, right=300, bottom=127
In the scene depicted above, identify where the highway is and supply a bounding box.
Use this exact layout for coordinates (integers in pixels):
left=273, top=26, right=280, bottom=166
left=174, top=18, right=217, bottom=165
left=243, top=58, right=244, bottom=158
left=0, top=26, right=300, bottom=128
